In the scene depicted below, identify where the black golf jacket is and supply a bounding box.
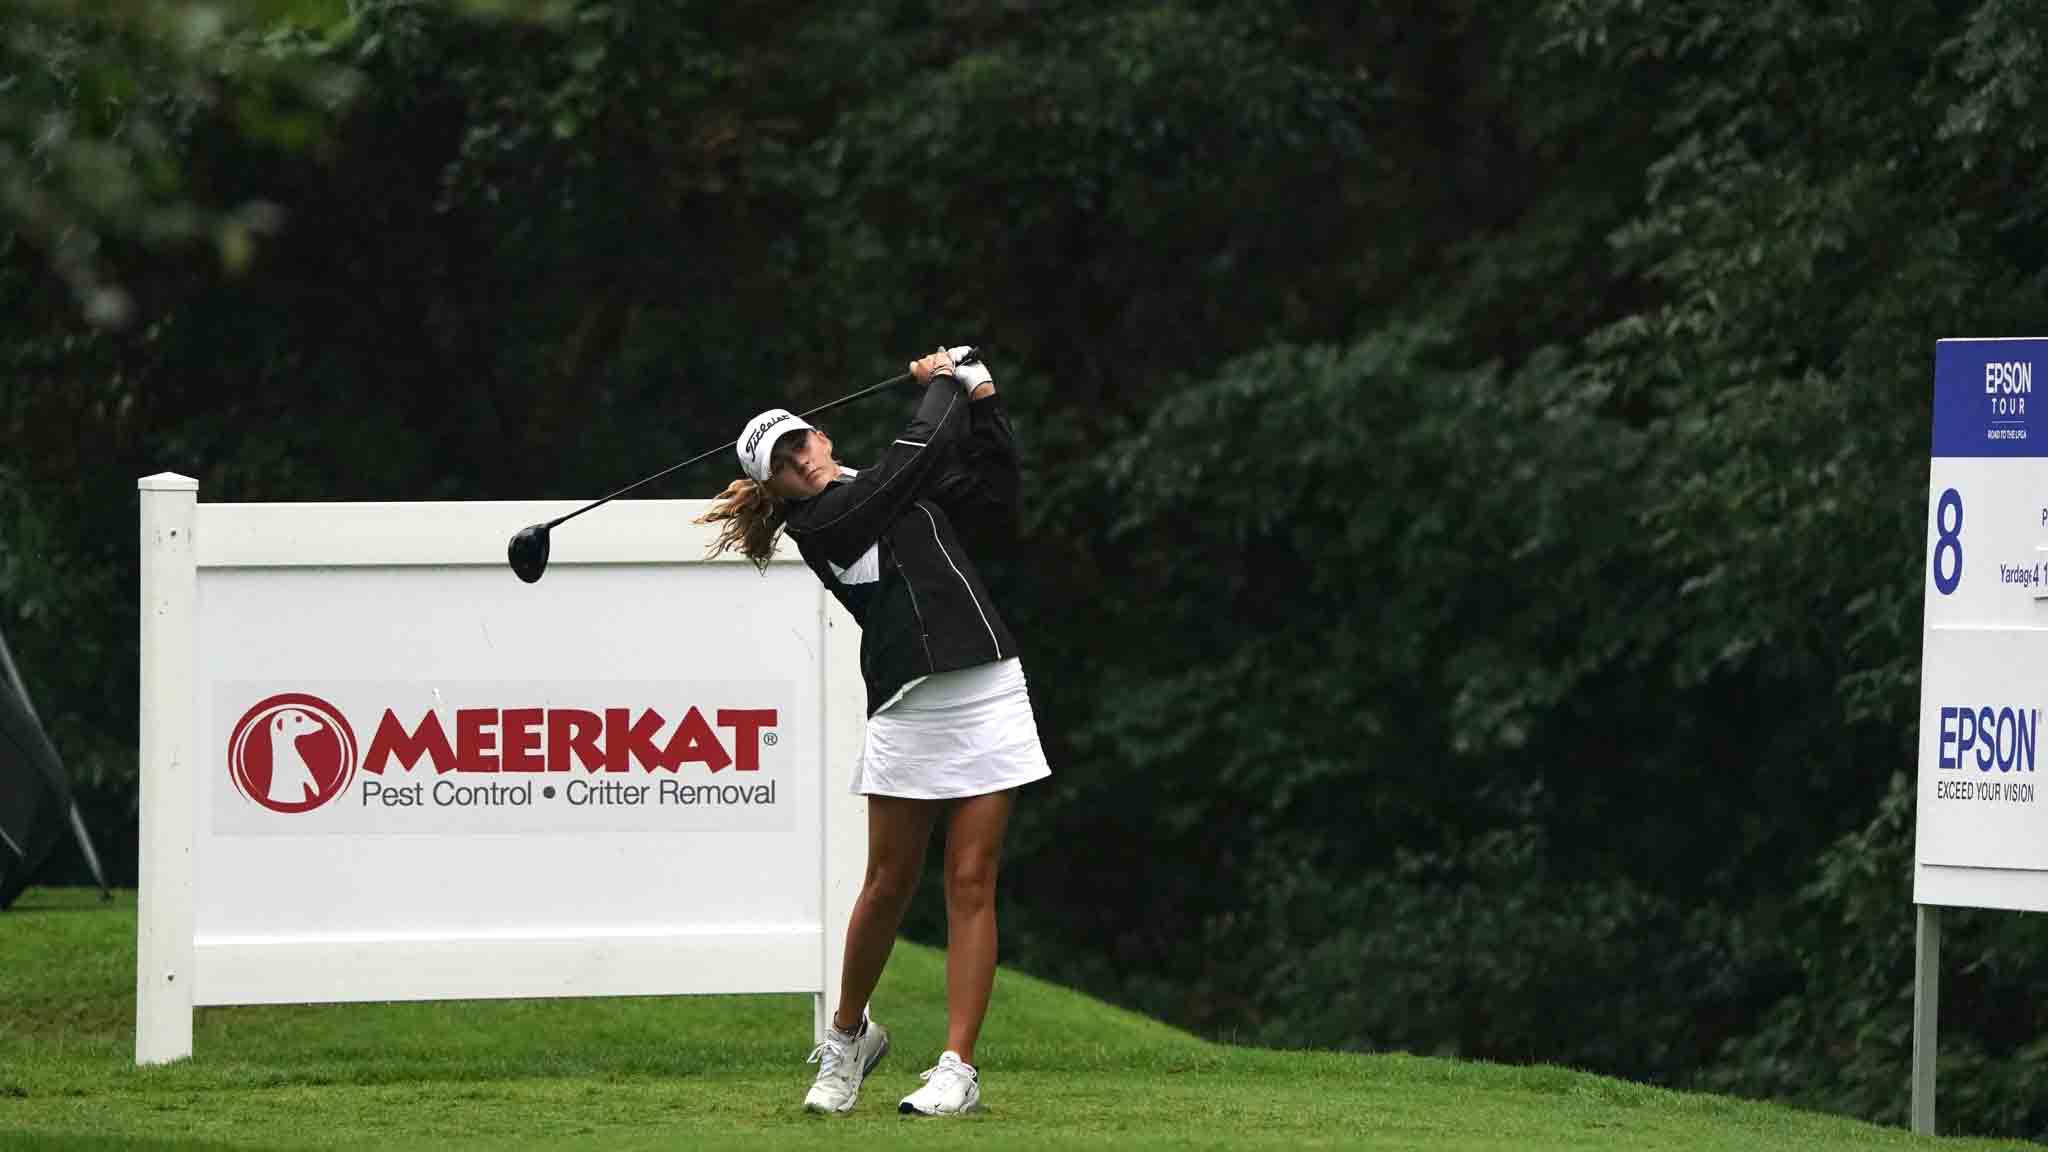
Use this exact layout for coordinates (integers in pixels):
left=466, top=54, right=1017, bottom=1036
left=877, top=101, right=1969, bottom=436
left=782, top=375, right=1021, bottom=717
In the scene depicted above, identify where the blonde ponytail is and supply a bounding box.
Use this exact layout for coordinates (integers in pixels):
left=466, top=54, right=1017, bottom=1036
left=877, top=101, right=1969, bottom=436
left=694, top=477, right=788, bottom=572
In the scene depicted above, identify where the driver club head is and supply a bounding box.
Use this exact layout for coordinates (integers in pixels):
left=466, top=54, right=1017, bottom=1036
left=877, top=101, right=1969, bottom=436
left=507, top=523, right=551, bottom=583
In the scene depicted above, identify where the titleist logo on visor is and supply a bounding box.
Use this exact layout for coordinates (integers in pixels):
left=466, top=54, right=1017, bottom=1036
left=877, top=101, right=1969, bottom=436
left=745, top=413, right=796, bottom=455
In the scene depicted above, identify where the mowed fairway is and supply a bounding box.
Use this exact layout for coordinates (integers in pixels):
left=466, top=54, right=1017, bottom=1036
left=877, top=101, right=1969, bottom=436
left=0, top=889, right=2021, bottom=1150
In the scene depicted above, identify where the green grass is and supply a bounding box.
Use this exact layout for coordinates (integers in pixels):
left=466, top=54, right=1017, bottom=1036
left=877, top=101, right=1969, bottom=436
left=0, top=888, right=2023, bottom=1150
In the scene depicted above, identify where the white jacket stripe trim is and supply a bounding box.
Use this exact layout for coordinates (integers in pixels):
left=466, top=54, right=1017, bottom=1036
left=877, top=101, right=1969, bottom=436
left=918, top=503, right=1001, bottom=660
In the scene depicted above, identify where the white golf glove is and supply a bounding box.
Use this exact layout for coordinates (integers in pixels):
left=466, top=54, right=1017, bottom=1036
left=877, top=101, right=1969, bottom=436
left=946, top=345, right=992, bottom=392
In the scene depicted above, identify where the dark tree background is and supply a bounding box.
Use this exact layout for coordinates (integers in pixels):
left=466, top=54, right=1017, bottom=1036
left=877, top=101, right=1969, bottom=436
left=6, top=0, right=2047, bottom=1138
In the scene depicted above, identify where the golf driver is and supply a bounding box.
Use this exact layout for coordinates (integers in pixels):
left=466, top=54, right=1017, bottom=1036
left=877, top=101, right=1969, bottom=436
left=507, top=347, right=980, bottom=583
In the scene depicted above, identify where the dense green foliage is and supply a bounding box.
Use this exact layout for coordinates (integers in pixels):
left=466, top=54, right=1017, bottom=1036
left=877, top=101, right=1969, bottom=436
left=6, top=0, right=2048, bottom=1139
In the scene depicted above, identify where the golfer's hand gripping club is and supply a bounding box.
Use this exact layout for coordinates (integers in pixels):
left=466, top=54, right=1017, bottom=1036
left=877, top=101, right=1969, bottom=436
left=506, top=347, right=981, bottom=583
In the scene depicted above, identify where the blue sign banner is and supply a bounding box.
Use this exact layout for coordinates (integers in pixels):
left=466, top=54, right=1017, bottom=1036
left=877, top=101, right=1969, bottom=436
left=1934, top=338, right=2048, bottom=458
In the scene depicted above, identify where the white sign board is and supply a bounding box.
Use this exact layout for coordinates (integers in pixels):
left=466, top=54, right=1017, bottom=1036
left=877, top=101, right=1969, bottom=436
left=135, top=475, right=865, bottom=1064
left=1915, top=338, right=2048, bottom=910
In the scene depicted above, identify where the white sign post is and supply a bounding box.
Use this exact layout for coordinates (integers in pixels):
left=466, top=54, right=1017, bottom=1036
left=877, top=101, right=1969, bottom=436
left=135, top=474, right=866, bottom=1065
left=1912, top=338, right=2048, bottom=1133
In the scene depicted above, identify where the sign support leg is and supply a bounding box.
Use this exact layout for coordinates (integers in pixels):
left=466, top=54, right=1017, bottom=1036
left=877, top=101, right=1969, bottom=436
left=1912, top=902, right=1940, bottom=1136
left=136, top=473, right=199, bottom=1065
left=817, top=594, right=867, bottom=1042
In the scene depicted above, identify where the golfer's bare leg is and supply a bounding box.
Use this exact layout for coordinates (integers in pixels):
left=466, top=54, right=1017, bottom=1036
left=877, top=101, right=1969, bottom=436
left=832, top=795, right=938, bottom=1031
left=942, top=789, right=1015, bottom=1064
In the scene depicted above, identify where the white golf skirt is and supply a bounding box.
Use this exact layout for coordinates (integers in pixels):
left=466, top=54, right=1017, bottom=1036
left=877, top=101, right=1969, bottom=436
left=853, top=657, right=1053, bottom=799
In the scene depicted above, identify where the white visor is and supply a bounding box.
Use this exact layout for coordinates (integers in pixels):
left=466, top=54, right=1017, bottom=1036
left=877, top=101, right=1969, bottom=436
left=737, top=408, right=816, bottom=484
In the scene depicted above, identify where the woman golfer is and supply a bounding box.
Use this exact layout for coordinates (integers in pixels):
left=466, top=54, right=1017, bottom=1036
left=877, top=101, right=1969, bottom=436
left=696, top=345, right=1050, bottom=1116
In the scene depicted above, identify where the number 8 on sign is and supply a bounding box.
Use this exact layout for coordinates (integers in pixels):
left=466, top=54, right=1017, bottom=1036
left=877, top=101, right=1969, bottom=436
left=1933, top=487, right=1964, bottom=595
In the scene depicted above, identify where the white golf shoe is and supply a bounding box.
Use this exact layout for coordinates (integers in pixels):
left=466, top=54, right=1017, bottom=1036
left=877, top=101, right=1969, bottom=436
left=898, top=1050, right=981, bottom=1115
left=803, top=1011, right=890, bottom=1114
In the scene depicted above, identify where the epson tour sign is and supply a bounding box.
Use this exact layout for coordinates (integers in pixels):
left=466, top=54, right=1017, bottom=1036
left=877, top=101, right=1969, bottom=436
left=1917, top=339, right=2048, bottom=879
left=1912, top=338, right=2048, bottom=1134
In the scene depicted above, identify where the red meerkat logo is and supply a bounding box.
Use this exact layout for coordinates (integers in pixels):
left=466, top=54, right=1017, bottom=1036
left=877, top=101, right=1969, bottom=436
left=227, top=693, right=359, bottom=814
